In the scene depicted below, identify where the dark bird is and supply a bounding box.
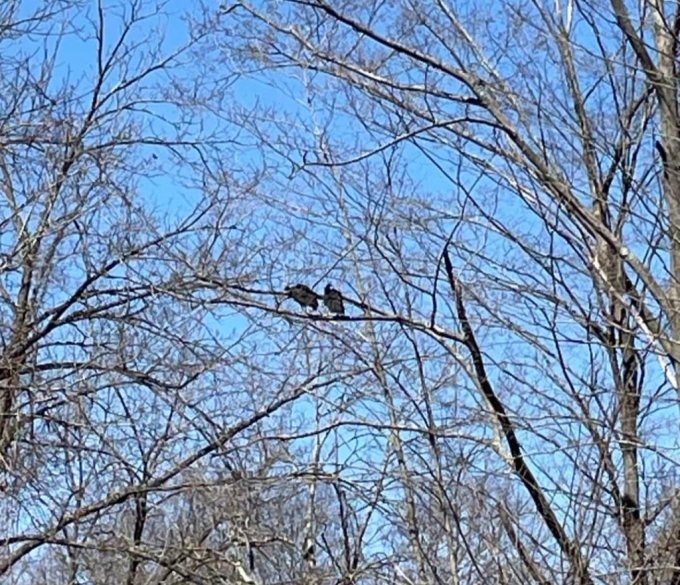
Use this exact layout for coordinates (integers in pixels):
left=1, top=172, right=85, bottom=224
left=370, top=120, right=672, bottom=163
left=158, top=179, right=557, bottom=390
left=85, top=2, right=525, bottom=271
left=323, top=283, right=345, bottom=315
left=284, top=284, right=319, bottom=310
left=302, top=535, right=315, bottom=563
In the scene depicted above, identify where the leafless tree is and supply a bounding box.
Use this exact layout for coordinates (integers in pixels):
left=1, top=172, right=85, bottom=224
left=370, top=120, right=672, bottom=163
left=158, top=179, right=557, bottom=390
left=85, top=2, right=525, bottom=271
left=7, top=0, right=680, bottom=584
left=193, top=0, right=680, bottom=584
left=0, top=0, right=343, bottom=583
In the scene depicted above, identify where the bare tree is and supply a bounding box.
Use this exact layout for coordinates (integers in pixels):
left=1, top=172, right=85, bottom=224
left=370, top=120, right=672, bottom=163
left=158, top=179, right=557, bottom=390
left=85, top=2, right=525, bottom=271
left=0, top=1, right=339, bottom=583
left=192, top=0, right=680, bottom=584
left=8, top=0, right=680, bottom=584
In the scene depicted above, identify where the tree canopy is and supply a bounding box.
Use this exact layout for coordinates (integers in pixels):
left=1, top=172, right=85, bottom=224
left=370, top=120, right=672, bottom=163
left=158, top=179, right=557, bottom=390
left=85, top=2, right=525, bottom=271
left=2, top=1, right=680, bottom=584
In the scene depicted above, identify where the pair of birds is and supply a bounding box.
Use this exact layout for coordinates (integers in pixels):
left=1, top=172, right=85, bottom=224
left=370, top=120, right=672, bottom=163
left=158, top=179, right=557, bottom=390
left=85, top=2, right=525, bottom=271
left=284, top=283, right=345, bottom=315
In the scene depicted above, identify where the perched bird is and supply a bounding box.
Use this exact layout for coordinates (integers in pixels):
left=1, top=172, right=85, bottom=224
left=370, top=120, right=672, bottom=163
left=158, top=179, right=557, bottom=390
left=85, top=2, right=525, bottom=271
left=284, top=284, right=319, bottom=310
left=323, top=283, right=345, bottom=315
left=302, top=535, right=316, bottom=564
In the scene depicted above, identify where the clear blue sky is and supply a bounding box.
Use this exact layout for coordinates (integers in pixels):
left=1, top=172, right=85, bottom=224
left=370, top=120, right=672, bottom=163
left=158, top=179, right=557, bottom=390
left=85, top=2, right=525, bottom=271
left=5, top=0, right=679, bottom=579
left=55, top=0, right=675, bottom=524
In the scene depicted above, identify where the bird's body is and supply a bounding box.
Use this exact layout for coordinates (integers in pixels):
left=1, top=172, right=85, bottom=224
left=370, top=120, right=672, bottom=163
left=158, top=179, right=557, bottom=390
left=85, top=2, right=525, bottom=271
left=323, top=284, right=345, bottom=315
left=284, top=284, right=319, bottom=310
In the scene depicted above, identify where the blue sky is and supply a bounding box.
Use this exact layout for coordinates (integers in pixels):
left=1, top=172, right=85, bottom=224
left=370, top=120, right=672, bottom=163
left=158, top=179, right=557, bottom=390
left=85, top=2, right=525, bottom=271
left=4, top=0, right=680, bottom=580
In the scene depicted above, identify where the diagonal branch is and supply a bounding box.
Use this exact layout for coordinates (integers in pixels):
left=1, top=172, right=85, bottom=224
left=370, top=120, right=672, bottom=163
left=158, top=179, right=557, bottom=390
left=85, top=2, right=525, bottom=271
left=442, top=243, right=593, bottom=585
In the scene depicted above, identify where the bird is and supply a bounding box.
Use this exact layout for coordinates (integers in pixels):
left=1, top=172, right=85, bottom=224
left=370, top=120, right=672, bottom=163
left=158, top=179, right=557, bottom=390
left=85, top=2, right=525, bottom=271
left=284, top=284, right=319, bottom=310
left=323, top=283, right=345, bottom=315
